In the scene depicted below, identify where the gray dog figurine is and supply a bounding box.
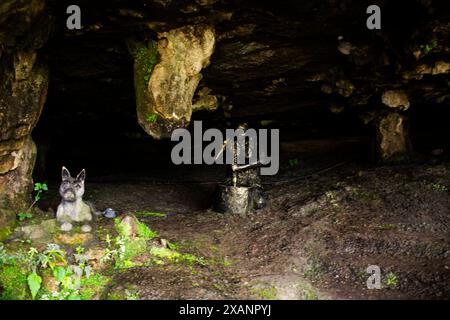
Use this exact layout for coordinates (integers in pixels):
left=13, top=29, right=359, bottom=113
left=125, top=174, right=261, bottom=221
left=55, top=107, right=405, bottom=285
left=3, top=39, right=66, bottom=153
left=56, top=166, right=100, bottom=232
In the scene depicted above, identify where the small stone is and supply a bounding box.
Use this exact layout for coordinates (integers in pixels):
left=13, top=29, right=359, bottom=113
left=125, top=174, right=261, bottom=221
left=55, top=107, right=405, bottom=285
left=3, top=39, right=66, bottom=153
left=61, top=222, right=73, bottom=232
left=16, top=219, right=57, bottom=243
left=118, top=214, right=140, bottom=237
left=152, top=237, right=169, bottom=248
left=103, top=208, right=117, bottom=219
left=337, top=41, right=352, bottom=55
left=81, top=224, right=92, bottom=233
left=42, top=275, right=59, bottom=293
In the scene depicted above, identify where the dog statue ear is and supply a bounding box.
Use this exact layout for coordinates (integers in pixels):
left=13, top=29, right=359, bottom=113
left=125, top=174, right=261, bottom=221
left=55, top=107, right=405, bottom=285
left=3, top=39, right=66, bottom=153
left=62, top=166, right=71, bottom=181
left=76, top=169, right=86, bottom=182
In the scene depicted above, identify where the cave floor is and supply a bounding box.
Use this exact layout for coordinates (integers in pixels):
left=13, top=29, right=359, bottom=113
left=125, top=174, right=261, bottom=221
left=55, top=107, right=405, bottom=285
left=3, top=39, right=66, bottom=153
left=37, top=158, right=447, bottom=300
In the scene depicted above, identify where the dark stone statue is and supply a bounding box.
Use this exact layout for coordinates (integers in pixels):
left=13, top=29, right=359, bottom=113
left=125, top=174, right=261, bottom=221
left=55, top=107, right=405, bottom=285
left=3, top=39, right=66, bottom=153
left=213, top=123, right=266, bottom=214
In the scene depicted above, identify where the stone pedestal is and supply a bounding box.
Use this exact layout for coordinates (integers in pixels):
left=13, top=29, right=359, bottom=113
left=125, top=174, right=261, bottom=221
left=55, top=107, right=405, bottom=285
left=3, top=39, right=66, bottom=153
left=213, top=184, right=264, bottom=215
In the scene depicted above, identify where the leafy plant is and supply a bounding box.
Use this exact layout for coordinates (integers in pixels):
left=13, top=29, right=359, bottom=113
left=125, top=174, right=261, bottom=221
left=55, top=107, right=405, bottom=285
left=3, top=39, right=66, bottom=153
left=430, top=182, right=448, bottom=192
left=145, top=113, right=157, bottom=123
left=17, top=212, right=33, bottom=221
left=27, top=272, right=42, bottom=299
left=288, top=158, right=300, bottom=167
left=384, top=272, right=398, bottom=288
left=420, top=39, right=438, bottom=54
left=17, top=182, right=48, bottom=221
left=1, top=243, right=108, bottom=300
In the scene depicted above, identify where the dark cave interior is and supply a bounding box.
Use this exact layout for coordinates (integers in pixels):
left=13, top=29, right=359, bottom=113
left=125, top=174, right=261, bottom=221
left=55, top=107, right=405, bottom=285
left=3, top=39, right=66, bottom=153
left=31, top=0, right=449, bottom=182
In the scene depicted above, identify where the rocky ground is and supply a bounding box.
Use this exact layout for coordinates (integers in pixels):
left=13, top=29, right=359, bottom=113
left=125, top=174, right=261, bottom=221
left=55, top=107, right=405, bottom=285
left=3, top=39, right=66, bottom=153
left=18, top=145, right=446, bottom=300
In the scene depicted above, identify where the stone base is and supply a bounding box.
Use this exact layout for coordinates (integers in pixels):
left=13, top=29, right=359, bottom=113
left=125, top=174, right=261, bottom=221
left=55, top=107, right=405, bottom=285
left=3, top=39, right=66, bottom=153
left=213, top=184, right=265, bottom=215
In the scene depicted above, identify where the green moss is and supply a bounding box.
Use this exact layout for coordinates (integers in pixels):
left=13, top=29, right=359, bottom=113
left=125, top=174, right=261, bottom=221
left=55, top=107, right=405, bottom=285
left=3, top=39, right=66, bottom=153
left=250, top=286, right=277, bottom=300
left=124, top=238, right=148, bottom=260
left=79, top=274, right=110, bottom=300
left=150, top=246, right=206, bottom=266
left=136, top=40, right=159, bottom=85
left=0, top=264, right=29, bottom=300
left=134, top=40, right=160, bottom=119
left=134, top=211, right=166, bottom=218
left=0, top=208, right=17, bottom=242
left=137, top=221, right=158, bottom=239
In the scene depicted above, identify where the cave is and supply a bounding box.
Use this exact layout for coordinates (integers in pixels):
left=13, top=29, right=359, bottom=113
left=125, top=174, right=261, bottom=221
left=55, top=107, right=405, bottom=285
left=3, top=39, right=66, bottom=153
left=0, top=0, right=449, bottom=300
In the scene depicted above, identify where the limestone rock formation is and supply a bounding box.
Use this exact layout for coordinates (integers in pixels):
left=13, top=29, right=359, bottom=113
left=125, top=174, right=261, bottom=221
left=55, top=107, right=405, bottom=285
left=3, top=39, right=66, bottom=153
left=382, top=90, right=410, bottom=111
left=376, top=112, right=411, bottom=161
left=133, top=24, right=216, bottom=139
left=0, top=0, right=50, bottom=236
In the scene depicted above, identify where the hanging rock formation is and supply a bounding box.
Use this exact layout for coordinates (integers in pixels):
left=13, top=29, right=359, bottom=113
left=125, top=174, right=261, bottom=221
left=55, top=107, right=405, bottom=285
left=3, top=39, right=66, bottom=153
left=132, top=24, right=216, bottom=139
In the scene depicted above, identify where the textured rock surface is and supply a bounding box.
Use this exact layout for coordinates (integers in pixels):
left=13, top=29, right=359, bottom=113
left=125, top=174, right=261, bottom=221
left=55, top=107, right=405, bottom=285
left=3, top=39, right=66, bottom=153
left=134, top=24, right=216, bottom=139
left=376, top=112, right=410, bottom=161
left=382, top=90, right=410, bottom=111
left=0, top=0, right=50, bottom=237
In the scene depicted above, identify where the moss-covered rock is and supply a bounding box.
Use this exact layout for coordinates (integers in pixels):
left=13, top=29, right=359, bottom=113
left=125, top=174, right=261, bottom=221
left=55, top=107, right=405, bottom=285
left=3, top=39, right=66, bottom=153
left=0, top=208, right=16, bottom=241
left=0, top=264, right=29, bottom=300
left=132, top=24, right=216, bottom=139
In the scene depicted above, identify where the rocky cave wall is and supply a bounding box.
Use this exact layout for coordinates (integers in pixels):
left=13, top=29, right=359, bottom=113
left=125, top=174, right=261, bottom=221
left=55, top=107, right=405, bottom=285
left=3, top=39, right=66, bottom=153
left=1, top=0, right=449, bottom=238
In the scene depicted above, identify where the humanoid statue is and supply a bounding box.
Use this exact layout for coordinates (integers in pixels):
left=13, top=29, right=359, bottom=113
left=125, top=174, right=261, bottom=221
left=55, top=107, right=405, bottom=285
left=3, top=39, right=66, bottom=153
left=214, top=123, right=266, bottom=213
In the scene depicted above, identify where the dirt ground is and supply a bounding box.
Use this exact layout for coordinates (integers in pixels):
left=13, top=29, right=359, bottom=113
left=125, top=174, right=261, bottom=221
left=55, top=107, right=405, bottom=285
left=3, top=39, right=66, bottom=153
left=37, top=141, right=449, bottom=300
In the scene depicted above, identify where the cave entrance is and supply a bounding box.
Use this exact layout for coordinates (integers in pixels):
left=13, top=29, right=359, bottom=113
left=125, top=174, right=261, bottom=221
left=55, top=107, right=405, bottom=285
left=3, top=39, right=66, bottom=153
left=30, top=3, right=222, bottom=213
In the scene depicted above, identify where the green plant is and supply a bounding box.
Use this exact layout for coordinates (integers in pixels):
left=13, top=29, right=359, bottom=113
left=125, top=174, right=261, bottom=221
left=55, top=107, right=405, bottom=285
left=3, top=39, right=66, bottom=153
left=420, top=39, right=438, bottom=54
left=303, top=259, right=323, bottom=279
left=134, top=211, right=166, bottom=218
left=0, top=242, right=109, bottom=300
left=27, top=272, right=42, bottom=299
left=430, top=182, right=448, bottom=192
left=17, top=182, right=48, bottom=221
left=137, top=41, right=159, bottom=84
left=137, top=221, right=159, bottom=238
left=288, top=158, right=300, bottom=167
left=125, top=289, right=139, bottom=300
left=145, top=113, right=157, bottom=123
left=250, top=286, right=277, bottom=300
left=384, top=272, right=398, bottom=288
left=18, top=212, right=33, bottom=221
